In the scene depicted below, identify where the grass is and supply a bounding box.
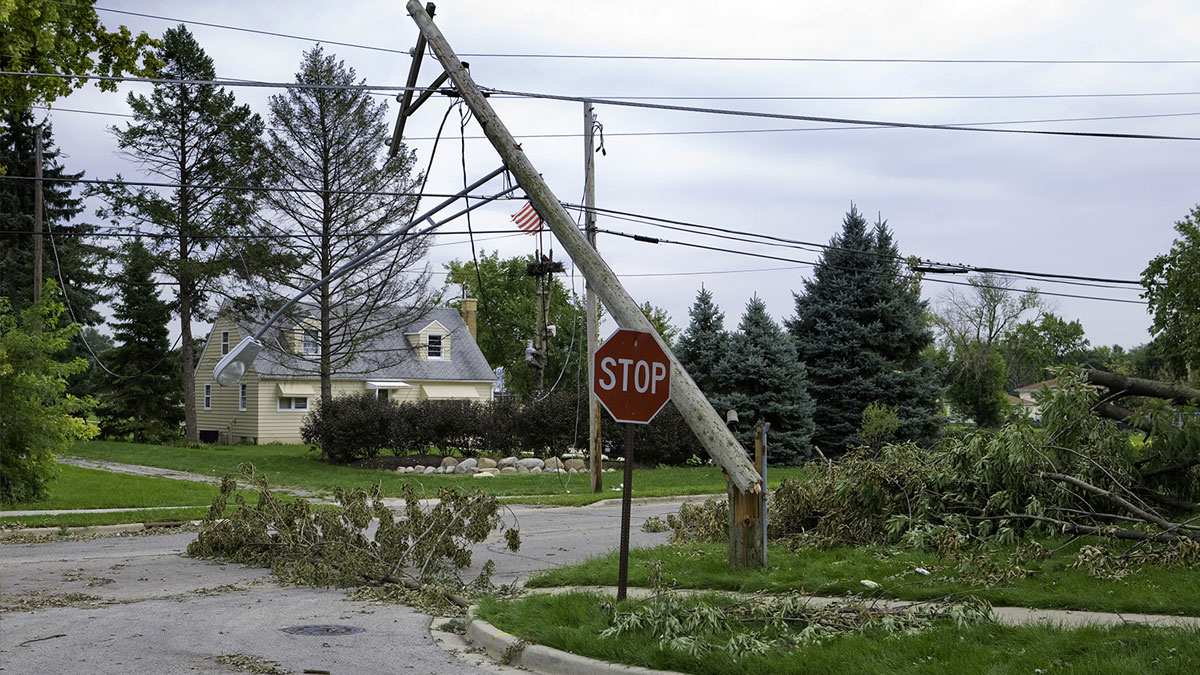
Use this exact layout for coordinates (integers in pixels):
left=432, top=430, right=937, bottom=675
left=67, top=440, right=811, bottom=504
left=477, top=592, right=1200, bottom=675
left=1, top=464, right=266, bottom=528
left=528, top=540, right=1200, bottom=617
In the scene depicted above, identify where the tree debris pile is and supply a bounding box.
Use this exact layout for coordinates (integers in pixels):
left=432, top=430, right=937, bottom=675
left=769, top=369, right=1200, bottom=551
left=601, top=585, right=991, bottom=656
left=186, top=465, right=520, bottom=608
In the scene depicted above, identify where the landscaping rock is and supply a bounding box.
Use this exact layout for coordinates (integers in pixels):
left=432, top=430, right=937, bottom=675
left=568, top=468, right=579, bottom=474
left=564, top=458, right=586, bottom=472
left=472, top=471, right=494, bottom=479
left=455, top=458, right=478, bottom=474
left=516, top=465, right=529, bottom=474
left=477, top=457, right=498, bottom=470
left=498, top=456, right=518, bottom=469
left=423, top=466, right=436, bottom=474
left=544, top=457, right=564, bottom=471
left=499, top=467, right=517, bottom=474
left=440, top=456, right=460, bottom=468
left=516, top=458, right=544, bottom=470
left=530, top=467, right=542, bottom=474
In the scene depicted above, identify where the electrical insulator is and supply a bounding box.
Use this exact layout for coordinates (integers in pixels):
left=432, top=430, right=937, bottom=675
left=545, top=324, right=557, bottom=338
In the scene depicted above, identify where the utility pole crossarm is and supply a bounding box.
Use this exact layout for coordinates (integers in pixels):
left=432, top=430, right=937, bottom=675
left=404, top=0, right=761, bottom=493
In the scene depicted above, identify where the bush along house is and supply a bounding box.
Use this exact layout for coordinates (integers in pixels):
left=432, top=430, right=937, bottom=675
left=194, top=299, right=494, bottom=444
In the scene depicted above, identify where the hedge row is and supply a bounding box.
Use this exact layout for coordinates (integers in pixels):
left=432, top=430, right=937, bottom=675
left=300, top=391, right=702, bottom=465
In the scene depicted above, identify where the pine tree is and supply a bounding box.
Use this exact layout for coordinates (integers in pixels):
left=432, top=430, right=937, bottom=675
left=789, top=207, right=942, bottom=455
left=675, top=286, right=728, bottom=398
left=0, top=111, right=108, bottom=324
left=91, top=25, right=265, bottom=442
left=255, top=46, right=434, bottom=403
left=96, top=239, right=182, bottom=442
left=711, top=296, right=814, bottom=465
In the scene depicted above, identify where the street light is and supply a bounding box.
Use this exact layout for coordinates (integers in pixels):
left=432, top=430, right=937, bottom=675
left=213, top=165, right=513, bottom=386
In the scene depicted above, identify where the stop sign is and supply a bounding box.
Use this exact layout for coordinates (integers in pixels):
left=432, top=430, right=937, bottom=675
left=593, top=328, right=672, bottom=424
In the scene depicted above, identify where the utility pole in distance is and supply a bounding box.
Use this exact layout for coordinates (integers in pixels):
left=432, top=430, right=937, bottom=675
left=33, top=128, right=43, bottom=305
left=403, top=0, right=763, bottom=497
left=584, top=102, right=603, bottom=493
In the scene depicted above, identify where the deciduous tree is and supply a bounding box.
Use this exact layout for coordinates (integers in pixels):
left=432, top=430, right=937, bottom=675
left=1142, top=206, right=1200, bottom=380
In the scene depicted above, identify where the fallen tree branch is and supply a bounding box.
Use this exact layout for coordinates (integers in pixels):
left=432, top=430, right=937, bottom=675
left=1038, top=471, right=1179, bottom=533
left=1141, top=460, right=1200, bottom=480
left=968, top=513, right=1187, bottom=543
left=1093, top=401, right=1152, bottom=433
left=1083, top=369, right=1200, bottom=404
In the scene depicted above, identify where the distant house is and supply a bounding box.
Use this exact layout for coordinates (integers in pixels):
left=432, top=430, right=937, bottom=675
left=194, top=300, right=494, bottom=444
left=1012, top=378, right=1061, bottom=419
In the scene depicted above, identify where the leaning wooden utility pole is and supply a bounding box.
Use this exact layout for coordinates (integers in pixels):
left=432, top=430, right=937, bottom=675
left=404, top=0, right=762, bottom=496
left=584, top=102, right=603, bottom=493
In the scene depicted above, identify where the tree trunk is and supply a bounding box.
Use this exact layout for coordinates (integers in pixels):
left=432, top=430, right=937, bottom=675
left=1084, top=368, right=1200, bottom=404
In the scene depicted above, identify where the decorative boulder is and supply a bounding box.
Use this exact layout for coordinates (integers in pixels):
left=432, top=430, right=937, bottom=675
left=568, top=468, right=579, bottom=474
left=500, top=467, right=517, bottom=474
left=472, top=471, right=494, bottom=479
left=530, top=467, right=542, bottom=474
left=423, top=466, right=436, bottom=474
left=517, top=465, right=530, bottom=474
left=440, top=456, right=460, bottom=469
left=564, top=458, right=586, bottom=472
left=544, top=457, right=565, bottom=471
left=455, top=458, right=478, bottom=474
left=516, top=458, right=544, bottom=470
left=477, top=457, right=498, bottom=470
left=498, top=456, right=518, bottom=469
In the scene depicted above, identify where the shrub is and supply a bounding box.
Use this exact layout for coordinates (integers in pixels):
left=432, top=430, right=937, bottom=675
left=302, top=392, right=396, bottom=463
left=517, top=390, right=584, bottom=457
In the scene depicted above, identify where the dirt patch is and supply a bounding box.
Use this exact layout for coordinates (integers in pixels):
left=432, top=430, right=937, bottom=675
left=348, top=454, right=448, bottom=471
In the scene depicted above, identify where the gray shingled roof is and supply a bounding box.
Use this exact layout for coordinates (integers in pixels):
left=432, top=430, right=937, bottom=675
left=233, top=306, right=494, bottom=383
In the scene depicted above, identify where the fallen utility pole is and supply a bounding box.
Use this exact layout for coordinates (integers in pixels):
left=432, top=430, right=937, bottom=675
left=404, top=0, right=762, bottom=494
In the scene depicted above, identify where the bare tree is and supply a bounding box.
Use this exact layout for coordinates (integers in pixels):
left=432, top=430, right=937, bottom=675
left=256, top=46, right=434, bottom=401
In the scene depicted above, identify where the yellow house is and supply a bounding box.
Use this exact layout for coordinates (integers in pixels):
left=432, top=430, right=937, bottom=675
left=194, top=300, right=494, bottom=444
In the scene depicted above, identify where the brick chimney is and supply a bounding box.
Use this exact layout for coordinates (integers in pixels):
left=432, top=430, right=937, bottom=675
left=459, top=297, right=478, bottom=341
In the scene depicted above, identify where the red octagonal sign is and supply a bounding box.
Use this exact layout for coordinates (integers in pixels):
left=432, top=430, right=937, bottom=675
left=593, top=328, right=672, bottom=424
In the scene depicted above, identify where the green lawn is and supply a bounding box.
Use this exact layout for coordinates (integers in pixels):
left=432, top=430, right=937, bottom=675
left=529, top=540, right=1200, bottom=617
left=67, top=440, right=810, bottom=503
left=477, top=592, right=1200, bottom=675
left=2, top=464, right=250, bottom=528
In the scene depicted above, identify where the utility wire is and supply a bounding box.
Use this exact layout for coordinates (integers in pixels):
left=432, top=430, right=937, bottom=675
left=595, top=228, right=1146, bottom=305
left=483, top=88, right=1200, bottom=142
left=0, top=173, right=508, bottom=199
left=7, top=71, right=1198, bottom=140
left=66, top=5, right=1200, bottom=66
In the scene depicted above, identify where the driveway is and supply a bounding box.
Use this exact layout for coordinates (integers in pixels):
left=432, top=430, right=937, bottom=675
left=0, top=500, right=688, bottom=674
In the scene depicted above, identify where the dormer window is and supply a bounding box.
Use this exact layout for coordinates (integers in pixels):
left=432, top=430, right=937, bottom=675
left=427, top=334, right=443, bottom=359
left=302, top=331, right=319, bottom=356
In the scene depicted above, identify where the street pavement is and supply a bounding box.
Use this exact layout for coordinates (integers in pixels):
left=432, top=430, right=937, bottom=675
left=0, top=499, right=687, bottom=674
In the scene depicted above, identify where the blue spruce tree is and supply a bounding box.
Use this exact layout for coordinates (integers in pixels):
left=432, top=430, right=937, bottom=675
left=711, top=296, right=815, bottom=465
left=675, top=285, right=727, bottom=397
left=788, top=207, right=942, bottom=455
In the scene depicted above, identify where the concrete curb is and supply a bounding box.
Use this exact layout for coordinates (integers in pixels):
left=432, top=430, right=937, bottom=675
left=0, top=520, right=202, bottom=540
left=582, top=494, right=722, bottom=509
left=464, top=608, right=686, bottom=675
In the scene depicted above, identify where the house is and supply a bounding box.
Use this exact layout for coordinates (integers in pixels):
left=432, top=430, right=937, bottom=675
left=1012, top=378, right=1061, bottom=420
left=194, top=299, right=494, bottom=444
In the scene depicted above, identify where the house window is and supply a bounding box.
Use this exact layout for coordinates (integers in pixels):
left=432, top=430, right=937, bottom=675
left=204, top=384, right=212, bottom=410
left=239, top=384, right=247, bottom=411
left=376, top=388, right=389, bottom=401
left=221, top=330, right=230, bottom=355
left=278, top=396, right=309, bottom=411
left=302, top=331, right=319, bottom=356
left=427, top=334, right=443, bottom=359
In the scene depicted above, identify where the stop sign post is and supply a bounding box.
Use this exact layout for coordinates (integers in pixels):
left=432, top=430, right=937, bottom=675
left=593, top=329, right=672, bottom=600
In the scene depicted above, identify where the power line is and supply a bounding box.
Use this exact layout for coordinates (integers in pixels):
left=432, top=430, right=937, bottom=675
left=9, top=71, right=1199, bottom=140
left=68, top=5, right=1200, bottom=66
left=483, top=88, right=1200, bottom=142
left=596, top=227, right=1146, bottom=305
left=0, top=70, right=430, bottom=93
left=27, top=103, right=1200, bottom=140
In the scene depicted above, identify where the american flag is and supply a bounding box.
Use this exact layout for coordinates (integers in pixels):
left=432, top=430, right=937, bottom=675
left=511, top=202, right=543, bottom=235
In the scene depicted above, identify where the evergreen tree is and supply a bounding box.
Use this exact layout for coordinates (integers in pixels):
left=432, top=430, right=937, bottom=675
left=0, top=111, right=108, bottom=324
left=255, top=46, right=435, bottom=403
left=91, top=25, right=265, bottom=442
left=789, top=207, right=942, bottom=454
left=711, top=296, right=814, bottom=465
left=675, top=286, right=728, bottom=398
left=96, top=239, right=181, bottom=442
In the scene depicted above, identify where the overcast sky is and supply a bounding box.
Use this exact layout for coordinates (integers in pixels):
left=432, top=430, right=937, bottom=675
left=44, top=0, right=1199, bottom=350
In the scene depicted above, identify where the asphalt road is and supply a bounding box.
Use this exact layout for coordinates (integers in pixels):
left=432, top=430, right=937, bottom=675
left=0, top=499, right=689, bottom=674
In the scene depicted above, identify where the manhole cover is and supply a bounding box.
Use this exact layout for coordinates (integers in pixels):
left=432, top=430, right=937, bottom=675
left=281, top=624, right=366, bottom=636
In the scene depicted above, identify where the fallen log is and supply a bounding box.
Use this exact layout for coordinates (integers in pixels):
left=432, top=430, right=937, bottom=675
left=1083, top=369, right=1200, bottom=404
